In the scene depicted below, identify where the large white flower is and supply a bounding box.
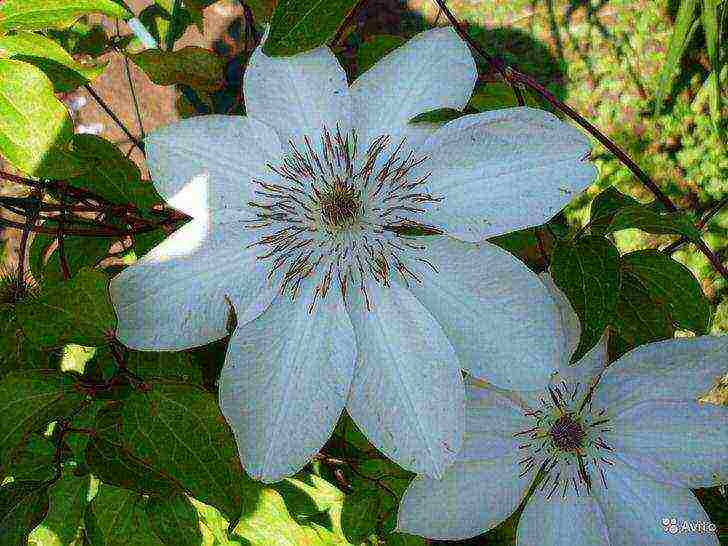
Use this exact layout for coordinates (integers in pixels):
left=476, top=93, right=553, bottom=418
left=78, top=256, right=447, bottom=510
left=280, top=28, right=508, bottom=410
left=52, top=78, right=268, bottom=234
left=110, top=27, right=597, bottom=482
left=397, top=277, right=728, bottom=545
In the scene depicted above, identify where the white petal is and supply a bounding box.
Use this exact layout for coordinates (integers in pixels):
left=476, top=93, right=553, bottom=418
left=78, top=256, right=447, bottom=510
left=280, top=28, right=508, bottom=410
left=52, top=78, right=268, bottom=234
left=593, top=459, right=719, bottom=546
left=110, top=224, right=275, bottom=351
left=145, top=115, right=282, bottom=217
left=397, top=455, right=528, bottom=540
left=219, top=292, right=356, bottom=483
left=409, top=107, right=597, bottom=241
left=540, top=272, right=608, bottom=386
left=610, top=400, right=728, bottom=488
left=351, top=27, right=477, bottom=150
left=459, top=380, right=533, bottom=462
left=406, top=236, right=563, bottom=390
left=517, top=493, right=610, bottom=546
left=346, top=281, right=464, bottom=478
left=244, top=44, right=351, bottom=149
left=593, top=336, right=728, bottom=412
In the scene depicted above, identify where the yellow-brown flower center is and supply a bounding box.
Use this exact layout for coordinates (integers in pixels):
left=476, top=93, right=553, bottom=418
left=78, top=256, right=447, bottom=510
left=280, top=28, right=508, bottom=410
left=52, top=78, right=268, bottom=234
left=549, top=413, right=585, bottom=452
left=319, top=182, right=360, bottom=231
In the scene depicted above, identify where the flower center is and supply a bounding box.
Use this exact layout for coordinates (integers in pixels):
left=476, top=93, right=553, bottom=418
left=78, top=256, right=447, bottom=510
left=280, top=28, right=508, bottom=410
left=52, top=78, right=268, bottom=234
left=549, top=413, right=585, bottom=452
left=514, top=382, right=615, bottom=499
left=319, top=181, right=360, bottom=231
left=243, top=125, right=442, bottom=311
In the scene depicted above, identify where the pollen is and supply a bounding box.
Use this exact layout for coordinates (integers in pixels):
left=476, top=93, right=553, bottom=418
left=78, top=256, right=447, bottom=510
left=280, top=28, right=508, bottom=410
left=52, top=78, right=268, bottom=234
left=549, top=413, right=586, bottom=452
left=242, top=124, right=442, bottom=312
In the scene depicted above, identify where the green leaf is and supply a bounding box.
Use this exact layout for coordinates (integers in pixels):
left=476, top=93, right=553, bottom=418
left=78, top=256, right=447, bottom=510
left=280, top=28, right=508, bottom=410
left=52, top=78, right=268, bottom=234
left=357, top=35, right=405, bottom=74
left=85, top=485, right=165, bottom=546
left=5, top=434, right=56, bottom=481
left=263, top=0, right=359, bottom=56
left=408, top=108, right=464, bottom=125
left=97, top=383, right=249, bottom=521
left=0, top=481, right=49, bottom=546
left=654, top=0, right=699, bottom=114
left=469, top=81, right=539, bottom=111
left=341, top=489, right=382, bottom=542
left=139, top=4, right=192, bottom=48
left=146, top=494, right=203, bottom=546
left=48, top=21, right=112, bottom=58
left=609, top=268, right=675, bottom=360
left=30, top=232, right=110, bottom=284
left=16, top=268, right=117, bottom=348
left=620, top=250, right=711, bottom=333
left=603, top=205, right=702, bottom=242
left=0, top=0, right=131, bottom=33
left=128, top=46, right=225, bottom=92
left=701, top=0, right=723, bottom=136
left=126, top=350, right=203, bottom=384
left=28, top=472, right=90, bottom=546
left=0, top=370, right=84, bottom=471
left=0, top=59, right=85, bottom=178
left=0, top=31, right=106, bottom=92
left=385, top=534, right=427, bottom=546
left=65, top=401, right=102, bottom=462
left=133, top=228, right=168, bottom=257
left=588, top=187, right=641, bottom=235
left=85, top=433, right=180, bottom=495
left=0, top=305, right=54, bottom=378
left=68, top=134, right=161, bottom=207
left=550, top=236, right=621, bottom=362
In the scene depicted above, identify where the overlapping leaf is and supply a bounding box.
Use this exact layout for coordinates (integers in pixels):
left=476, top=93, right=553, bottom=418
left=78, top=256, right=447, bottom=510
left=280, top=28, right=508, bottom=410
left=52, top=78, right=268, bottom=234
left=85, top=485, right=165, bottom=546
left=129, top=47, right=225, bottom=92
left=0, top=0, right=131, bottom=33
left=0, top=481, right=50, bottom=546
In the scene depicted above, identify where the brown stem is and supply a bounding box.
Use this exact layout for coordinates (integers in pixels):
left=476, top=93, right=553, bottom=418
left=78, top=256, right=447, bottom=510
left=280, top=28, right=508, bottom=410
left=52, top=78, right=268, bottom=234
left=84, top=84, right=145, bottom=154
left=431, top=0, right=728, bottom=283
left=664, top=196, right=728, bottom=254
left=56, top=186, right=71, bottom=280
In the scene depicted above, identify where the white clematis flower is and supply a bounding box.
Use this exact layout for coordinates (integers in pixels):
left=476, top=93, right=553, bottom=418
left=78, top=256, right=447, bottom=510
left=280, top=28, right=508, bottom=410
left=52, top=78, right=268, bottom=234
left=110, top=27, right=597, bottom=482
left=397, top=277, right=728, bottom=545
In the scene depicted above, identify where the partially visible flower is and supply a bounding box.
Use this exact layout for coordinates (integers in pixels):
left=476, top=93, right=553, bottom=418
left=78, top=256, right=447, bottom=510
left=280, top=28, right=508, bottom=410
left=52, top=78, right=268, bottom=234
left=110, top=27, right=597, bottom=482
left=397, top=278, right=728, bottom=545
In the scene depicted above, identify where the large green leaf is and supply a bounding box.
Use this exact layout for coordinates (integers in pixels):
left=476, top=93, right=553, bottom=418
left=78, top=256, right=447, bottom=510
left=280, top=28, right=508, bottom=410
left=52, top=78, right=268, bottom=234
left=654, top=0, right=699, bottom=114
left=16, top=268, right=117, bottom=348
left=146, top=494, right=203, bottom=546
left=68, top=134, right=161, bottom=208
left=609, top=268, right=675, bottom=360
left=125, top=350, right=203, bottom=385
left=28, top=473, right=90, bottom=546
left=0, top=481, right=50, bottom=546
left=128, top=46, right=225, bottom=92
left=620, top=250, right=711, bottom=333
left=0, top=0, right=131, bottom=33
left=0, top=31, right=106, bottom=92
left=85, top=485, right=165, bottom=546
left=0, top=59, right=84, bottom=178
left=96, top=383, right=249, bottom=521
left=602, top=205, right=702, bottom=242
left=263, top=0, right=359, bottom=56
left=550, top=236, right=621, bottom=362
left=4, top=434, right=56, bottom=481
left=0, top=370, right=84, bottom=471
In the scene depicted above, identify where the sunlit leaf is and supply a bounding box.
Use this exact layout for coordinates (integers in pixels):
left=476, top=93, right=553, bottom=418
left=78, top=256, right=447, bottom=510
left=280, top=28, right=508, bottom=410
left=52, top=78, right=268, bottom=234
left=603, top=205, right=702, bottom=242
left=128, top=46, right=225, bottom=92
left=16, top=268, right=117, bottom=348
left=0, top=31, right=106, bottom=92
left=0, top=59, right=85, bottom=178
left=263, top=0, right=359, bottom=56
left=550, top=236, right=621, bottom=362
left=654, top=0, right=699, bottom=114
left=701, top=0, right=723, bottom=136
left=0, top=0, right=131, bottom=33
